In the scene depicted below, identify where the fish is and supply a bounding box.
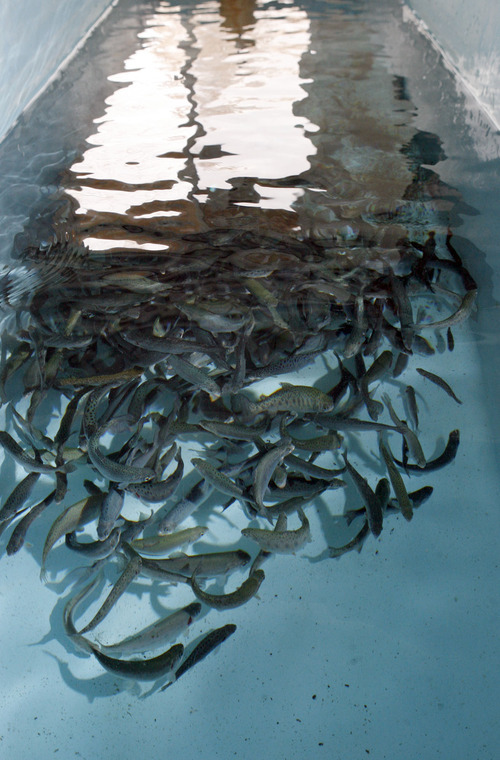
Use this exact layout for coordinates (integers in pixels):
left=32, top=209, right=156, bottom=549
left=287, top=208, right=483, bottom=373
left=346, top=484, right=433, bottom=524
left=126, top=377, right=167, bottom=422
left=191, top=457, right=244, bottom=499
left=253, top=441, right=295, bottom=511
left=80, top=386, right=107, bottom=440
left=393, top=430, right=460, bottom=472
left=120, top=542, right=190, bottom=584
left=78, top=555, right=142, bottom=634
left=163, top=623, right=237, bottom=689
left=0, top=431, right=73, bottom=474
left=99, top=272, right=167, bottom=293
left=415, top=289, right=477, bottom=331
left=65, top=527, right=122, bottom=559
left=280, top=425, right=342, bottom=453
left=404, top=385, right=419, bottom=429
left=244, top=277, right=288, bottom=330
left=37, top=332, right=92, bottom=350
left=268, top=475, right=345, bottom=500
left=378, top=437, right=413, bottom=521
left=359, top=350, right=393, bottom=393
left=138, top=550, right=251, bottom=579
left=241, top=508, right=311, bottom=553
left=392, top=352, right=409, bottom=378
left=245, top=349, right=323, bottom=382
left=97, top=486, right=124, bottom=541
left=177, top=302, right=249, bottom=333
left=282, top=453, right=345, bottom=481
left=128, top=451, right=184, bottom=503
left=0, top=342, right=31, bottom=400
left=264, top=491, right=328, bottom=518
left=447, top=327, right=455, bottom=351
left=130, top=526, right=208, bottom=555
left=342, top=455, right=383, bottom=537
left=344, top=298, right=367, bottom=358
left=391, top=276, right=414, bottom=351
left=6, top=490, right=55, bottom=556
left=246, top=383, right=334, bottom=416
left=157, top=479, right=211, bottom=533
left=167, top=355, right=221, bottom=399
left=63, top=572, right=104, bottom=654
left=311, top=415, right=400, bottom=434
left=416, top=367, right=462, bottom=405
left=123, top=329, right=216, bottom=358
left=10, top=406, right=54, bottom=450
left=0, top=472, right=41, bottom=524
left=41, top=493, right=104, bottom=579
left=87, top=424, right=155, bottom=485
left=198, top=419, right=267, bottom=443
left=96, top=602, right=202, bottom=656
left=59, top=367, right=143, bottom=388
left=90, top=642, right=184, bottom=681
left=382, top=394, right=426, bottom=468
left=189, top=568, right=265, bottom=609
left=328, top=522, right=370, bottom=558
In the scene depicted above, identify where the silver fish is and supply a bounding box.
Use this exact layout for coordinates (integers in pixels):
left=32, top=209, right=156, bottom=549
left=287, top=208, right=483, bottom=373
left=96, top=602, right=202, bottom=656
left=253, top=441, right=295, bottom=511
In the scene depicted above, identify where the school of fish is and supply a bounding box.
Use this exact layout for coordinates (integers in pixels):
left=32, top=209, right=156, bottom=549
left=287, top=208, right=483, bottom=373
left=0, top=214, right=475, bottom=692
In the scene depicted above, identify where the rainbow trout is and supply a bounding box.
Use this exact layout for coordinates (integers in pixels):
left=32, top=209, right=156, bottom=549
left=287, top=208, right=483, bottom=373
left=90, top=642, right=184, bottom=681
left=241, top=508, right=311, bottom=553
left=190, top=568, right=265, bottom=609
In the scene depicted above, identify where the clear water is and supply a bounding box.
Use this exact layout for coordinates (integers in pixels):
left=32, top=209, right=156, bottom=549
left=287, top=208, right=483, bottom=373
left=0, top=1, right=498, bottom=758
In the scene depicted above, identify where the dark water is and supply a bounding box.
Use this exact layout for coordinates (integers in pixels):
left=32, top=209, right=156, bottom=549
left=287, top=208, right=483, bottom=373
left=0, top=1, right=498, bottom=758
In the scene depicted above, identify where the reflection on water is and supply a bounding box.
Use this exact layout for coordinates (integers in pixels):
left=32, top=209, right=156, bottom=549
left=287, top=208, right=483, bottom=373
left=0, top=0, right=479, bottom=697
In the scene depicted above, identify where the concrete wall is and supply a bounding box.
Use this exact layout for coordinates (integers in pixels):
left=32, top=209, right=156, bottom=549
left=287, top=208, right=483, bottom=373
left=0, top=0, right=115, bottom=142
left=406, top=0, right=500, bottom=128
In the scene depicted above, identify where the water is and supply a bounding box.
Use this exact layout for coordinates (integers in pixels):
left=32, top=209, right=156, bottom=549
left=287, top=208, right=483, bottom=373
left=0, top=1, right=499, bottom=758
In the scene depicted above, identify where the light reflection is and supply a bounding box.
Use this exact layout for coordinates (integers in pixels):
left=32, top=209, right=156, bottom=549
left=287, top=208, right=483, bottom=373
left=64, top=0, right=314, bottom=251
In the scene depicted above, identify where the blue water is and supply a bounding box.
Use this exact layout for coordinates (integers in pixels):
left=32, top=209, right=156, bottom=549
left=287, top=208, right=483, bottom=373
left=0, top=1, right=498, bottom=758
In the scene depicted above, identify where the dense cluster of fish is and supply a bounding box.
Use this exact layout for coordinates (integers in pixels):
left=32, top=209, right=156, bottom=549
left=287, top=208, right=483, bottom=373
left=0, top=222, right=475, bottom=691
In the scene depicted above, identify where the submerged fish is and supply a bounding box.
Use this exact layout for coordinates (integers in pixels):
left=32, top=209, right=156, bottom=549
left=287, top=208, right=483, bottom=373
left=0, top=472, right=40, bottom=524
left=6, top=489, right=55, bottom=556
left=191, top=457, right=244, bottom=499
left=393, top=430, right=460, bottom=472
left=241, top=508, right=311, bottom=553
left=163, top=623, right=237, bottom=689
left=78, top=556, right=142, bottom=635
left=41, top=493, right=103, bottom=579
left=378, top=437, right=413, bottom=521
left=342, top=455, right=383, bottom=537
left=416, top=367, right=462, bottom=405
left=0, top=431, right=72, bottom=474
left=245, top=383, right=334, bottom=416
left=253, top=441, right=295, bottom=511
left=189, top=568, right=265, bottom=609
left=96, top=602, right=201, bottom=656
left=90, top=642, right=184, bottom=681
left=130, top=527, right=208, bottom=555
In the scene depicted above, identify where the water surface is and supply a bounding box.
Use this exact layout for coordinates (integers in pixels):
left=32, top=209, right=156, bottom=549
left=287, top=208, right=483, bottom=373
left=0, top=2, right=498, bottom=759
